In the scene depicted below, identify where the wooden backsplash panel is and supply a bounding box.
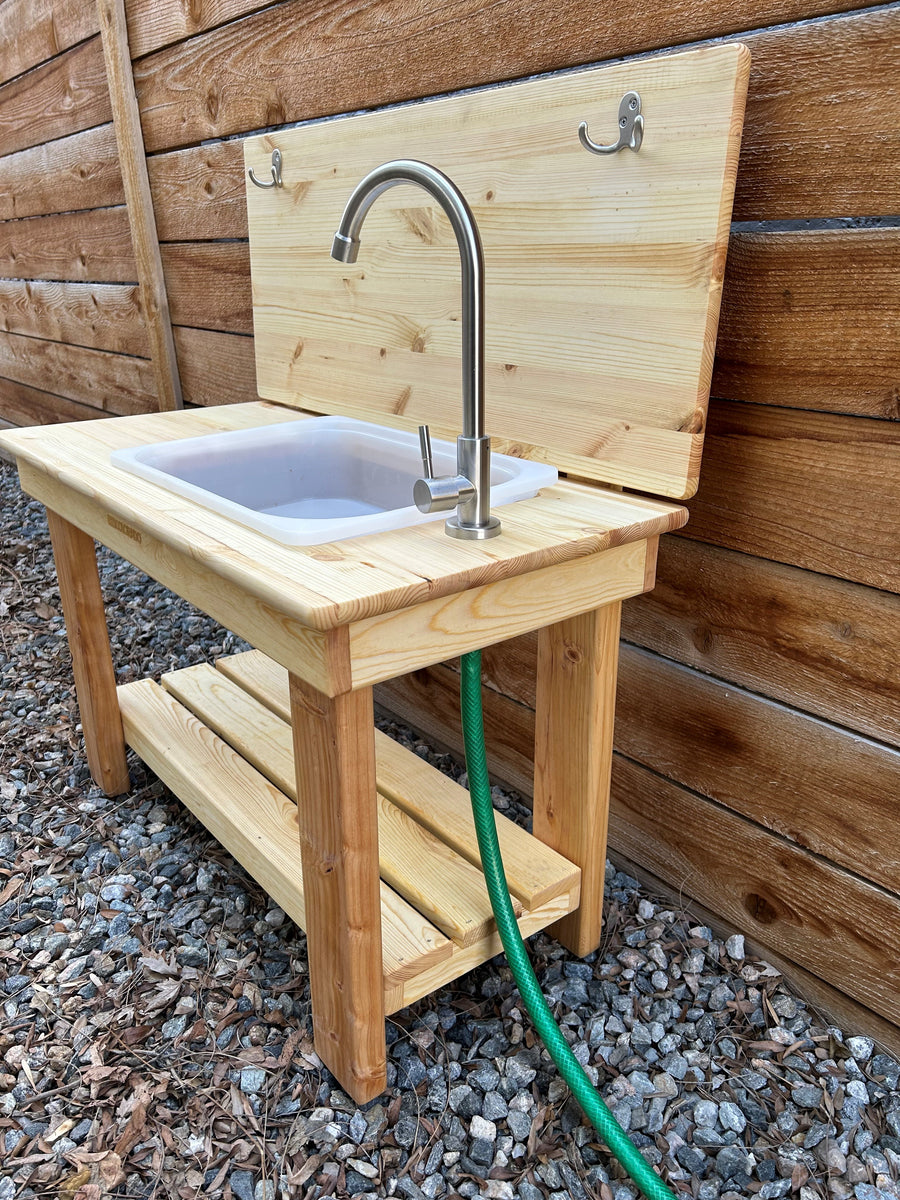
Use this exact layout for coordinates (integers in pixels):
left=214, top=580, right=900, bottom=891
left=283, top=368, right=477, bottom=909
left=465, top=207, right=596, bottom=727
left=245, top=44, right=749, bottom=499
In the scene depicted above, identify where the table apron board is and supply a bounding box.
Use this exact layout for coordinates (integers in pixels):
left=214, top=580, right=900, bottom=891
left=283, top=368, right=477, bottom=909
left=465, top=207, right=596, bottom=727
left=17, top=456, right=657, bottom=694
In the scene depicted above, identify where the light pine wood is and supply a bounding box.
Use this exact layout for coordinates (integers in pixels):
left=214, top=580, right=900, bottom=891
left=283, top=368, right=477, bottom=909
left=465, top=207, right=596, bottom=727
left=0, top=280, right=148, bottom=357
left=0, top=208, right=135, bottom=283
left=117, top=676, right=453, bottom=988
left=0, top=403, right=686, bottom=640
left=97, top=0, right=183, bottom=413
left=245, top=44, right=748, bottom=499
left=215, top=649, right=579, bottom=908
left=686, top=401, right=900, bottom=593
left=385, top=889, right=578, bottom=1014
left=0, top=332, right=154, bottom=415
left=116, top=675, right=577, bottom=1024
left=0, top=125, right=123, bottom=221
left=376, top=660, right=537, bottom=799
left=348, top=539, right=652, bottom=687
left=159, top=662, right=525, bottom=945
left=13, top=456, right=343, bottom=696
left=533, top=603, right=621, bottom=956
left=0, top=38, right=111, bottom=159
left=289, top=672, right=385, bottom=1102
left=46, top=510, right=130, bottom=796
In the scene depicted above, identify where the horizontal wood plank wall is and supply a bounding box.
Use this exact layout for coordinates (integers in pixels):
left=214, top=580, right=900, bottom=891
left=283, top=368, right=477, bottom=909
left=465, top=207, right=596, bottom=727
left=0, top=125, right=124, bottom=221
left=0, top=0, right=99, bottom=87
left=0, top=16, right=151, bottom=419
left=0, top=0, right=898, bottom=1039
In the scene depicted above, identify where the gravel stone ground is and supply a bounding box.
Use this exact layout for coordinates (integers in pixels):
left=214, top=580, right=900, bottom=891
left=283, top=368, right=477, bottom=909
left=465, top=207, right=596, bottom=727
left=1, top=458, right=899, bottom=1200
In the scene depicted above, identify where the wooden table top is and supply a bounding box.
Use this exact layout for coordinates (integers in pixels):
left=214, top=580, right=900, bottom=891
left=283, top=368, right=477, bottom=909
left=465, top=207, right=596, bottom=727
left=0, top=402, right=687, bottom=630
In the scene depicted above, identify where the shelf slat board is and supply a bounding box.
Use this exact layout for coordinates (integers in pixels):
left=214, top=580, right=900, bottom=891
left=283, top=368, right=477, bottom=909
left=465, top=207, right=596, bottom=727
left=118, top=655, right=580, bottom=1013
left=216, top=649, right=580, bottom=909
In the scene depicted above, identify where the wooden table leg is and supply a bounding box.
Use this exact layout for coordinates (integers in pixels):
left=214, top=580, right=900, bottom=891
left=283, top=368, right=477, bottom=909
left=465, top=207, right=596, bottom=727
left=533, top=602, right=621, bottom=957
left=290, top=666, right=386, bottom=1103
left=47, top=510, right=130, bottom=797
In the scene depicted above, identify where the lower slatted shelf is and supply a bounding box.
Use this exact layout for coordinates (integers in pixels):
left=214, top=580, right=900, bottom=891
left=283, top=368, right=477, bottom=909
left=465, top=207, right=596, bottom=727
left=117, top=650, right=581, bottom=1013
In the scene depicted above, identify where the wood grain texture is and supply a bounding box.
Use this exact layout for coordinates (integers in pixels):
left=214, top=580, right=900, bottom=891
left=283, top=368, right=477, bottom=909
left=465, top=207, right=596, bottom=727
left=161, top=661, right=520, bottom=946
left=46, top=511, right=130, bottom=796
left=348, top=541, right=651, bottom=688
left=132, top=0, right=871, bottom=155
left=534, top=604, right=621, bottom=956
left=126, top=0, right=276, bottom=58
left=0, top=0, right=98, bottom=88
left=449, top=634, right=900, bottom=896
left=144, top=228, right=900, bottom=425
left=714, top=231, right=900, bottom=419
left=0, top=333, right=154, bottom=415
left=163, top=242, right=251, bottom=332
left=98, top=0, right=183, bottom=411
left=0, top=208, right=136, bottom=283
left=731, top=7, right=900, bottom=220
left=172, top=327, right=257, bottom=407
left=375, top=661, right=536, bottom=799
left=608, top=753, right=900, bottom=1027
left=683, top=400, right=900, bottom=593
left=215, top=648, right=580, bottom=909
left=148, top=140, right=248, bottom=241
left=13, top=458, right=345, bottom=699
left=289, top=673, right=386, bottom=1103
left=246, top=45, right=747, bottom=499
left=379, top=664, right=900, bottom=1028
left=0, top=38, right=111, bottom=159
left=0, top=403, right=686, bottom=634
left=624, top=538, right=900, bottom=749
left=0, top=379, right=110, bottom=426
left=386, top=888, right=578, bottom=1014
left=0, top=280, right=148, bottom=357
left=0, top=124, right=123, bottom=221
left=609, top=849, right=900, bottom=1061
left=118, top=676, right=453, bottom=990
left=614, top=646, right=900, bottom=898
left=137, top=5, right=899, bottom=241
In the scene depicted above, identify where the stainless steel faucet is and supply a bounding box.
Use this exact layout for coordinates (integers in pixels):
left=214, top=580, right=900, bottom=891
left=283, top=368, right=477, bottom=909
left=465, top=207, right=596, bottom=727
left=331, top=159, right=500, bottom=539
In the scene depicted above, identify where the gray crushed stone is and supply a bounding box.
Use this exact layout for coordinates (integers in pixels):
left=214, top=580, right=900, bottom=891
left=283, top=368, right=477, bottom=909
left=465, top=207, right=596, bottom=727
left=1, top=458, right=899, bottom=1199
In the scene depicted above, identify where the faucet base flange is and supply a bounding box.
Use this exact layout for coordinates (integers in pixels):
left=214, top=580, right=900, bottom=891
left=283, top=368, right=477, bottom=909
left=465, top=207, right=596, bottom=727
left=445, top=515, right=501, bottom=540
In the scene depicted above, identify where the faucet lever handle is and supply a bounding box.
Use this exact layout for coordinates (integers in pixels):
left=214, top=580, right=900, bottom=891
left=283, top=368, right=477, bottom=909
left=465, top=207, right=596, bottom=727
left=418, top=424, right=434, bottom=479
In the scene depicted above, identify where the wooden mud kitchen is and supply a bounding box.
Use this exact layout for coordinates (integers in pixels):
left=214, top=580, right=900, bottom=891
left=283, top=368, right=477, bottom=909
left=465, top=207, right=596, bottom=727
left=0, top=45, right=749, bottom=1102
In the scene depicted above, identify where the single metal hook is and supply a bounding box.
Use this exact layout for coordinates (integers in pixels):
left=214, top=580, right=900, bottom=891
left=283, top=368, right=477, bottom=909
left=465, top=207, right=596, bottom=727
left=579, top=92, right=644, bottom=155
left=248, top=148, right=283, bottom=189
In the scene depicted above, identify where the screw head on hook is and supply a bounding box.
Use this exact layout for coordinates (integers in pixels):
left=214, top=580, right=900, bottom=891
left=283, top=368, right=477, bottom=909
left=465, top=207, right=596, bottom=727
left=579, top=91, right=644, bottom=155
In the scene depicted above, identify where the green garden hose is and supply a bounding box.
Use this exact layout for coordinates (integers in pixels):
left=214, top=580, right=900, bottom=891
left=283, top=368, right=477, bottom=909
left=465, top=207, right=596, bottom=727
left=459, top=650, right=678, bottom=1200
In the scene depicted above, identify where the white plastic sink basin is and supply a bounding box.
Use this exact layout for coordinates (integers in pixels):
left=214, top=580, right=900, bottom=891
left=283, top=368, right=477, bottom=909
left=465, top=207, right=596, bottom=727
left=110, top=416, right=557, bottom=545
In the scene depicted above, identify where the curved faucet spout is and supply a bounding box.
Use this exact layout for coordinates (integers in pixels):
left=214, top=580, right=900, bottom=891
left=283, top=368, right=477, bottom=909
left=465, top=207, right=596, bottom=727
left=330, top=159, right=484, bottom=441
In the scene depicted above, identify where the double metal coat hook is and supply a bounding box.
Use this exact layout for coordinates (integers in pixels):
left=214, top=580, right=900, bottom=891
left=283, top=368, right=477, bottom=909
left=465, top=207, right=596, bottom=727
left=579, top=92, right=644, bottom=155
left=248, top=148, right=283, bottom=189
